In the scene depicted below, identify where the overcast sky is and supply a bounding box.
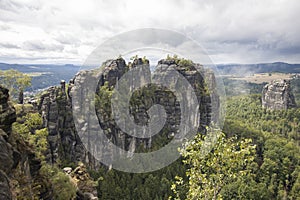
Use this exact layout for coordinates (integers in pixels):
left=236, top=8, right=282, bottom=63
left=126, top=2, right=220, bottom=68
left=0, top=0, right=300, bottom=64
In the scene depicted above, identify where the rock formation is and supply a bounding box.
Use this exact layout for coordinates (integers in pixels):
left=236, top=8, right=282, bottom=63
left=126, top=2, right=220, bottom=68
left=64, top=163, right=98, bottom=200
left=0, top=86, right=16, bottom=133
left=0, top=85, right=18, bottom=200
left=0, top=86, right=44, bottom=200
left=0, top=85, right=98, bottom=200
left=262, top=79, right=297, bottom=110
left=38, top=85, right=88, bottom=166
left=37, top=57, right=219, bottom=169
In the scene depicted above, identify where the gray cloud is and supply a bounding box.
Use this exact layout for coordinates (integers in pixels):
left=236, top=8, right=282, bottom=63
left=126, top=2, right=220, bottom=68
left=0, top=0, right=299, bottom=64
left=0, top=0, right=23, bottom=12
left=23, top=40, right=64, bottom=52
left=0, top=24, right=11, bottom=30
left=0, top=42, right=19, bottom=49
left=55, top=34, right=81, bottom=46
left=277, top=46, right=300, bottom=55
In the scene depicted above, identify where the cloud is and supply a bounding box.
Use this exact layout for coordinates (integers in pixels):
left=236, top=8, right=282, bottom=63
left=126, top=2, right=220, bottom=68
left=54, top=33, right=81, bottom=46
left=0, top=0, right=299, bottom=64
left=0, top=42, right=20, bottom=49
left=23, top=40, right=64, bottom=52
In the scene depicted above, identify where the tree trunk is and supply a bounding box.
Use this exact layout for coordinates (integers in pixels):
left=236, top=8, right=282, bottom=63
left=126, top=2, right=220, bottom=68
left=18, top=89, right=24, bottom=104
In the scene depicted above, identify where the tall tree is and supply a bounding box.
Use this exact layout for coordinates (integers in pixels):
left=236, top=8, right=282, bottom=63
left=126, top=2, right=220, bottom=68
left=0, top=69, right=31, bottom=103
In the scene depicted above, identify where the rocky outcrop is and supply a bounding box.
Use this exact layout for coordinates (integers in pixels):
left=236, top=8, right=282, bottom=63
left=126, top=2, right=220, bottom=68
left=37, top=58, right=129, bottom=168
left=39, top=85, right=88, bottom=166
left=0, top=86, right=17, bottom=200
left=1, top=85, right=98, bottom=200
left=0, top=86, right=50, bottom=200
left=38, top=57, right=219, bottom=169
left=64, top=163, right=98, bottom=200
left=262, top=79, right=297, bottom=110
left=0, top=86, right=16, bottom=133
left=0, top=130, right=14, bottom=200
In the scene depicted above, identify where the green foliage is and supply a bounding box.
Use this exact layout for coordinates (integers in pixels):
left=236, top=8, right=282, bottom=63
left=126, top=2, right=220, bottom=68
left=291, top=167, right=300, bottom=199
left=14, top=103, right=34, bottom=116
left=12, top=112, right=48, bottom=161
left=129, top=55, right=149, bottom=65
left=142, top=56, right=148, bottom=64
left=96, top=159, right=186, bottom=200
left=177, top=59, right=194, bottom=68
left=226, top=94, right=300, bottom=142
left=95, top=81, right=113, bottom=121
left=170, top=93, right=300, bottom=199
left=130, top=55, right=139, bottom=61
left=166, top=55, right=194, bottom=69
left=223, top=78, right=266, bottom=96
left=0, top=69, right=32, bottom=100
left=29, top=128, right=48, bottom=160
left=10, top=100, right=79, bottom=199
left=40, top=164, right=77, bottom=200
left=166, top=54, right=179, bottom=61
left=223, top=94, right=300, bottom=199
left=171, top=131, right=256, bottom=200
left=11, top=107, right=77, bottom=199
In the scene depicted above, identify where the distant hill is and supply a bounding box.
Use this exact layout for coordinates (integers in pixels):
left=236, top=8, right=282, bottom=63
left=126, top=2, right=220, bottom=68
left=215, top=62, right=300, bottom=75
left=1, top=62, right=300, bottom=92
left=0, top=63, right=93, bottom=92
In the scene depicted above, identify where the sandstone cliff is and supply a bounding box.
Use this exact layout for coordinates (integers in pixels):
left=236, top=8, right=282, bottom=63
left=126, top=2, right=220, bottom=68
left=38, top=57, right=219, bottom=169
left=262, top=79, right=297, bottom=110
left=0, top=85, right=98, bottom=200
left=0, top=86, right=47, bottom=200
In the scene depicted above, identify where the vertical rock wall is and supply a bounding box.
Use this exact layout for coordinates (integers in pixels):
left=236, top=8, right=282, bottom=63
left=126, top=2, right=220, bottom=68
left=38, top=58, right=219, bottom=169
left=0, top=86, right=17, bottom=200
left=0, top=86, right=45, bottom=200
left=262, top=79, right=297, bottom=110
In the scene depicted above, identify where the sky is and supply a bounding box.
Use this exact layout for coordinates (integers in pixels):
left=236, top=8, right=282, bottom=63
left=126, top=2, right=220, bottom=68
left=0, top=0, right=300, bottom=64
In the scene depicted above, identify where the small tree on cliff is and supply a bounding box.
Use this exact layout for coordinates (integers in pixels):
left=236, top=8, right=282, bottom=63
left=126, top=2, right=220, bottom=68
left=0, top=69, right=32, bottom=103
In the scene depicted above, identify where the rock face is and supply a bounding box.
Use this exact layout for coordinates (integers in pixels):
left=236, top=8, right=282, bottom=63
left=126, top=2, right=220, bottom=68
left=262, top=79, right=297, bottom=110
left=38, top=57, right=219, bottom=169
left=65, top=163, right=98, bottom=200
left=0, top=86, right=16, bottom=133
left=0, top=86, right=17, bottom=200
left=0, top=86, right=53, bottom=200
left=0, top=130, right=14, bottom=200
left=0, top=85, right=96, bottom=199
left=39, top=85, right=88, bottom=166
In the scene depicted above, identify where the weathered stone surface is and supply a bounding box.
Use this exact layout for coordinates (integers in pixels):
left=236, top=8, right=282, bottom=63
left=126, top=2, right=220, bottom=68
left=262, top=79, right=297, bottom=110
left=0, top=86, right=16, bottom=133
left=0, top=85, right=48, bottom=200
left=0, top=129, right=14, bottom=174
left=38, top=57, right=219, bottom=169
left=0, top=170, right=11, bottom=200
left=154, top=59, right=212, bottom=131
left=38, top=85, right=87, bottom=165
left=69, top=163, right=98, bottom=200
left=0, top=86, right=16, bottom=200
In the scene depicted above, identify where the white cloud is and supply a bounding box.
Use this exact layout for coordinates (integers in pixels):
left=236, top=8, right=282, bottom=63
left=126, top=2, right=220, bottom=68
left=0, top=0, right=299, bottom=64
